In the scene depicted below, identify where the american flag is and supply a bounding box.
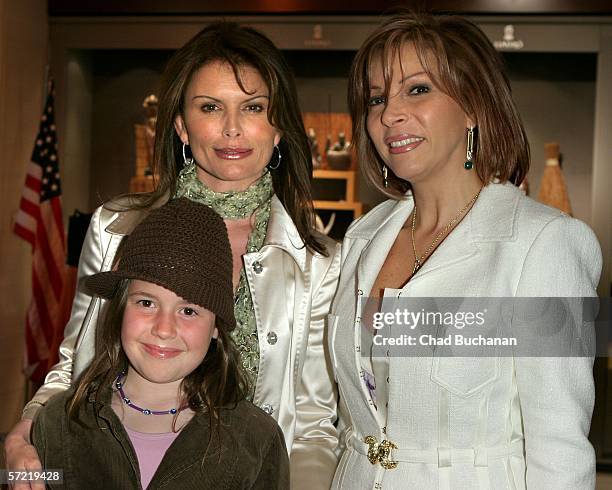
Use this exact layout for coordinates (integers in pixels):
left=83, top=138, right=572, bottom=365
left=13, top=80, right=67, bottom=384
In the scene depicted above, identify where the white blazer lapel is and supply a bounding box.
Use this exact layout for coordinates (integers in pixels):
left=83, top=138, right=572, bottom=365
left=408, top=214, right=478, bottom=282
left=355, top=198, right=414, bottom=298
left=408, top=183, right=521, bottom=284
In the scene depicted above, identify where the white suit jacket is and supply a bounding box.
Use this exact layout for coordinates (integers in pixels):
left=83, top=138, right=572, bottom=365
left=329, top=182, right=602, bottom=490
left=25, top=195, right=341, bottom=489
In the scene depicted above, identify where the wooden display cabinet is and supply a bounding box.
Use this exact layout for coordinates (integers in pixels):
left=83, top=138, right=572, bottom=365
left=313, top=169, right=362, bottom=217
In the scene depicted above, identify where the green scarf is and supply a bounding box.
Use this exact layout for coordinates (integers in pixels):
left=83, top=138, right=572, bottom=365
left=175, top=162, right=273, bottom=400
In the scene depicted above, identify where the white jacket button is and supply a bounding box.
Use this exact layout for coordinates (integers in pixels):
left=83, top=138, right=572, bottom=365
left=267, top=332, right=278, bottom=345
left=252, top=261, right=263, bottom=274
left=262, top=403, right=274, bottom=415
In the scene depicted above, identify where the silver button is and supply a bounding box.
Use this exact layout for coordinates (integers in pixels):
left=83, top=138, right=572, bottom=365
left=267, top=332, right=278, bottom=345
left=252, top=261, right=263, bottom=274
left=262, top=403, right=274, bottom=415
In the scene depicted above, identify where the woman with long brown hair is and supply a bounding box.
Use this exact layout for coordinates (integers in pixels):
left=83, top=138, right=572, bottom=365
left=7, top=21, right=339, bottom=489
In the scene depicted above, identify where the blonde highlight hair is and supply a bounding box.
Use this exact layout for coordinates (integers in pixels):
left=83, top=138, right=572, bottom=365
left=349, top=11, right=529, bottom=199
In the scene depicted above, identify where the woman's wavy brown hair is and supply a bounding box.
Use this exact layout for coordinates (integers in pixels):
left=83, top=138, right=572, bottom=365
left=130, top=21, right=326, bottom=255
left=67, top=278, right=248, bottom=437
left=348, top=10, right=530, bottom=199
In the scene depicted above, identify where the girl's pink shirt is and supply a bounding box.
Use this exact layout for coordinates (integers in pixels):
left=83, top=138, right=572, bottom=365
left=125, top=426, right=181, bottom=489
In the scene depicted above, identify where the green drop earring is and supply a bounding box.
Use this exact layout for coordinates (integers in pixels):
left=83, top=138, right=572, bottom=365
left=464, top=127, right=475, bottom=170
left=382, top=164, right=389, bottom=188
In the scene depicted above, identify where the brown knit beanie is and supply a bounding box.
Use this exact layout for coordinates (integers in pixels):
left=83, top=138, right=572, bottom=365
left=85, top=198, right=235, bottom=331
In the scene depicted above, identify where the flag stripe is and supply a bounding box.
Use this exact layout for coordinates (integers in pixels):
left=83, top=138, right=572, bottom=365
left=14, top=205, right=38, bottom=231
left=17, top=198, right=40, bottom=222
left=31, top=241, right=62, bottom=316
left=27, top=281, right=51, bottom=360
left=25, top=174, right=41, bottom=194
left=51, top=198, right=64, bottom=239
left=13, top=223, right=36, bottom=245
left=42, top=203, right=66, bottom=274
left=26, top=160, right=43, bottom=179
left=35, top=216, right=63, bottom=301
left=21, top=186, right=40, bottom=205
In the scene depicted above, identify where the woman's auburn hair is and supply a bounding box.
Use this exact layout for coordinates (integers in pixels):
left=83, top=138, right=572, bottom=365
left=67, top=278, right=249, bottom=437
left=136, top=21, right=326, bottom=255
left=348, top=10, right=530, bottom=199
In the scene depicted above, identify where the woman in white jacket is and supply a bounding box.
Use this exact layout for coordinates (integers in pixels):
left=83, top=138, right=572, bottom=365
left=6, top=21, right=339, bottom=489
left=330, top=11, right=601, bottom=490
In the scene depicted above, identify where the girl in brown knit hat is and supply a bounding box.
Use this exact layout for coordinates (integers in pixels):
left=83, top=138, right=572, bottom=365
left=30, top=198, right=289, bottom=489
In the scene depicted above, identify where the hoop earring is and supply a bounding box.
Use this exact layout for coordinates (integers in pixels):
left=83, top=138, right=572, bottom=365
left=464, top=127, right=475, bottom=170
left=182, top=143, right=194, bottom=166
left=267, top=145, right=281, bottom=170
left=382, top=164, right=388, bottom=188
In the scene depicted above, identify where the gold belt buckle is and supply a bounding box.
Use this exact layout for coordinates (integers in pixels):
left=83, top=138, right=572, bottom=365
left=364, top=435, right=398, bottom=469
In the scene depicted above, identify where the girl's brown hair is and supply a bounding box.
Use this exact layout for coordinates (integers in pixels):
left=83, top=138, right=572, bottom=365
left=68, top=278, right=248, bottom=436
left=349, top=11, right=530, bottom=199
left=134, top=21, right=326, bottom=255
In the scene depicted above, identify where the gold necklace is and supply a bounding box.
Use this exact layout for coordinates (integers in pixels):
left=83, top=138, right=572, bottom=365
left=411, top=187, right=483, bottom=275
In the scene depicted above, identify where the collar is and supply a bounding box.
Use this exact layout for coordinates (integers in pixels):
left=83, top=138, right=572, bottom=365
left=105, top=193, right=308, bottom=272
left=467, top=181, right=521, bottom=242
left=87, top=381, right=119, bottom=428
left=346, top=182, right=521, bottom=244
left=258, top=195, right=308, bottom=272
left=349, top=182, right=522, bottom=295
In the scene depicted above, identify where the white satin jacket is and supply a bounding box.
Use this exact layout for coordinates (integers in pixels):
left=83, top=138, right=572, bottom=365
left=329, top=183, right=602, bottom=490
left=24, top=194, right=341, bottom=489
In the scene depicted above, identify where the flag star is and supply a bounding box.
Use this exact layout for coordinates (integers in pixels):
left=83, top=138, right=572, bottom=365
left=51, top=184, right=58, bottom=191
left=47, top=106, right=53, bottom=113
left=50, top=124, right=56, bottom=131
left=42, top=115, right=47, bottom=121
left=43, top=178, right=48, bottom=184
left=37, top=139, right=43, bottom=146
left=55, top=173, right=60, bottom=178
left=46, top=166, right=53, bottom=172
left=45, top=136, right=52, bottom=143
left=50, top=154, right=57, bottom=161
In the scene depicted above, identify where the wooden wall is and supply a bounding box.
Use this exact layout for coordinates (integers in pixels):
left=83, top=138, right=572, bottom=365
left=0, top=0, right=49, bottom=433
